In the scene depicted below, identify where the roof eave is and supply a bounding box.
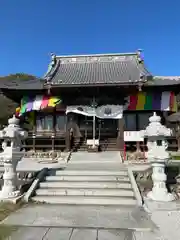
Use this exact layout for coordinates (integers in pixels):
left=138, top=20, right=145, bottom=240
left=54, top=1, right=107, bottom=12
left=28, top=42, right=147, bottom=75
left=44, top=81, right=146, bottom=88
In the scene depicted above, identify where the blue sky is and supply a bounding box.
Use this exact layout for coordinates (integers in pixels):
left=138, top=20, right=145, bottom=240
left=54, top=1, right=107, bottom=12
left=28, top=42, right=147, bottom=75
left=0, top=0, right=179, bottom=77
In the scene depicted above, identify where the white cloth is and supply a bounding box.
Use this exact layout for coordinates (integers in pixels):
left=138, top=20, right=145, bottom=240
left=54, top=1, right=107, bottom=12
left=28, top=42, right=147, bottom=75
left=33, top=95, right=43, bottom=110
left=96, top=105, right=123, bottom=119
left=66, top=105, right=123, bottom=119
left=66, top=105, right=95, bottom=116
left=161, top=92, right=171, bottom=111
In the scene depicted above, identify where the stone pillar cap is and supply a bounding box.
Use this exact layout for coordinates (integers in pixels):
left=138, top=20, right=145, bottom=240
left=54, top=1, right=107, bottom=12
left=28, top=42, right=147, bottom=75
left=8, top=115, right=20, bottom=125
left=149, top=112, right=161, bottom=123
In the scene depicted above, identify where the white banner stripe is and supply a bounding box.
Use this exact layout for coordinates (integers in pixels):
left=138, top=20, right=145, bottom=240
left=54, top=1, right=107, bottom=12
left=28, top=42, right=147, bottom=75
left=161, top=92, right=170, bottom=111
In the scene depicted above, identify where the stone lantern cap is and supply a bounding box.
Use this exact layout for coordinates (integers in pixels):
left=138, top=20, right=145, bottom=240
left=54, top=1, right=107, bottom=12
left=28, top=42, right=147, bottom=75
left=141, top=112, right=171, bottom=138
left=8, top=115, right=20, bottom=125
left=0, top=115, right=28, bottom=140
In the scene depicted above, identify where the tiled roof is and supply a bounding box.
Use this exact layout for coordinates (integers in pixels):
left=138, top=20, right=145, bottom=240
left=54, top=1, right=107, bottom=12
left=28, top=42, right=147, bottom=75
left=45, top=52, right=152, bottom=86
left=0, top=78, right=44, bottom=90
left=146, top=76, right=180, bottom=86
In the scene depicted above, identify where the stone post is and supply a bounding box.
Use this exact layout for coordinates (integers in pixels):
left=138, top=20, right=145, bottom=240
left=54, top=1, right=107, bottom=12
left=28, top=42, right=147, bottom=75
left=141, top=112, right=174, bottom=202
left=0, top=115, right=28, bottom=201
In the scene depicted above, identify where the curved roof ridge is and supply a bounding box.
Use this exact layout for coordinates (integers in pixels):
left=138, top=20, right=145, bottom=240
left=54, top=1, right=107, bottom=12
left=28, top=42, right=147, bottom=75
left=133, top=54, right=152, bottom=77
left=154, top=76, right=180, bottom=80
left=56, top=52, right=137, bottom=59
left=44, top=59, right=61, bottom=82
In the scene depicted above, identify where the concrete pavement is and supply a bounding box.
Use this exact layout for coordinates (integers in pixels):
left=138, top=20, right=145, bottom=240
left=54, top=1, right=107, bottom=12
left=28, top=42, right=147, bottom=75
left=1, top=204, right=161, bottom=240
left=5, top=227, right=163, bottom=240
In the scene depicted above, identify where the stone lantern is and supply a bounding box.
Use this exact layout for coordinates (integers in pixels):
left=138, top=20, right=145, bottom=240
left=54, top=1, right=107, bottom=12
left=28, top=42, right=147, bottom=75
left=0, top=115, right=28, bottom=202
left=141, top=112, right=174, bottom=202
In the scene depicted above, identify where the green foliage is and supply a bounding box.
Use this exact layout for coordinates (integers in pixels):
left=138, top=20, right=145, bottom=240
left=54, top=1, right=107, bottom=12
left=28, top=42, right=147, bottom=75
left=0, top=94, right=17, bottom=126
left=0, top=73, right=36, bottom=81
left=0, top=73, right=37, bottom=126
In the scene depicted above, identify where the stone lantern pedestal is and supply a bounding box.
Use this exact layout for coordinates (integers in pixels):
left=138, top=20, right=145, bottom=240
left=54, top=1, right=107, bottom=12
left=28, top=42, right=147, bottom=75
left=147, top=158, right=174, bottom=201
left=0, top=116, right=28, bottom=202
left=141, top=112, right=175, bottom=202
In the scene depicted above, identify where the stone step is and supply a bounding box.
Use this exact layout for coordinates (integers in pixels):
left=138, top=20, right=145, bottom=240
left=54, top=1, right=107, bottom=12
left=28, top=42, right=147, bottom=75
left=39, top=181, right=132, bottom=189
left=35, top=188, right=134, bottom=197
left=32, top=195, right=137, bottom=206
left=68, top=161, right=122, bottom=165
left=53, top=170, right=128, bottom=176
left=78, top=148, right=118, bottom=151
left=67, top=159, right=121, bottom=164
left=66, top=164, right=125, bottom=171
left=45, top=175, right=130, bottom=182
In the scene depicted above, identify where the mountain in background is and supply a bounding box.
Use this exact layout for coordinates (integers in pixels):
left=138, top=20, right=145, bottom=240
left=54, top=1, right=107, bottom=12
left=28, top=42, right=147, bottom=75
left=0, top=73, right=37, bottom=125
left=0, top=73, right=37, bottom=81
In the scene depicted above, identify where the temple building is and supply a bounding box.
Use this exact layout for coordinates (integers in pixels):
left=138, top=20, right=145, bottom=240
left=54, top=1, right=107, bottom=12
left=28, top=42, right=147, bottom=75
left=0, top=50, right=179, bottom=153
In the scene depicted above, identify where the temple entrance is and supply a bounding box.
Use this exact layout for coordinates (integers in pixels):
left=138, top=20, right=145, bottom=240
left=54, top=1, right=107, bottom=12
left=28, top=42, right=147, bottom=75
left=99, top=119, right=118, bottom=139
left=78, top=115, right=117, bottom=140
left=77, top=115, right=118, bottom=150
left=66, top=104, right=123, bottom=151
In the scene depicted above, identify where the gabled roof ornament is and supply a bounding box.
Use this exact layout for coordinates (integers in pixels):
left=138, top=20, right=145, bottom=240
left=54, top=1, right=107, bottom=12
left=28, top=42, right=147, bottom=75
left=136, top=49, right=144, bottom=63
left=44, top=53, right=57, bottom=81
left=138, top=73, right=145, bottom=91
left=51, top=53, right=57, bottom=67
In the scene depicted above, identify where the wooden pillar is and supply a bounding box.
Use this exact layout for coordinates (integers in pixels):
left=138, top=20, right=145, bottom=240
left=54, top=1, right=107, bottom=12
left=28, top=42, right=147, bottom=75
left=32, top=111, right=36, bottom=152
left=177, top=137, right=180, bottom=152
left=117, top=118, right=124, bottom=150
left=52, top=135, right=55, bottom=151
left=176, top=124, right=180, bottom=152
left=52, top=108, right=56, bottom=151
left=163, top=111, right=168, bottom=126
left=65, top=114, right=70, bottom=151
left=136, top=141, right=140, bottom=152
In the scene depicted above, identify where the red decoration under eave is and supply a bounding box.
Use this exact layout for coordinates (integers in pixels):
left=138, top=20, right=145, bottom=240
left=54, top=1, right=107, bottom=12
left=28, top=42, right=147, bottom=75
left=40, top=95, right=50, bottom=109
left=128, top=95, right=138, bottom=110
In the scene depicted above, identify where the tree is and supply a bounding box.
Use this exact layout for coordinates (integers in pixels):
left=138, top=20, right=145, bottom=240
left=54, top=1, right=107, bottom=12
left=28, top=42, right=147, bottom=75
left=0, top=73, right=37, bottom=81
left=0, top=73, right=37, bottom=126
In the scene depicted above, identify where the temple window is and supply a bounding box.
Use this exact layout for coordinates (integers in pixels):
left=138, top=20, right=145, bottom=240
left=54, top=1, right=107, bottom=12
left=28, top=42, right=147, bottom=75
left=124, top=113, right=136, bottom=131
left=44, top=115, right=53, bottom=130
left=36, top=114, right=53, bottom=131
left=36, top=116, right=44, bottom=131
left=137, top=112, right=152, bottom=130
left=56, top=114, right=66, bottom=131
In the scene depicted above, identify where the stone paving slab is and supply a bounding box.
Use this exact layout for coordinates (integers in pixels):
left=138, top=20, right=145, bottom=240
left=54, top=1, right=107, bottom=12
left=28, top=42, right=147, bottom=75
left=151, top=210, right=180, bottom=240
left=44, top=228, right=73, bottom=240
left=144, top=198, right=180, bottom=240
left=144, top=197, right=180, bottom=211
left=5, top=227, right=49, bottom=240
left=5, top=227, right=164, bottom=240
left=70, top=229, right=97, bottom=240
left=133, top=230, right=167, bottom=240
left=98, top=229, right=133, bottom=240
left=1, top=205, right=156, bottom=230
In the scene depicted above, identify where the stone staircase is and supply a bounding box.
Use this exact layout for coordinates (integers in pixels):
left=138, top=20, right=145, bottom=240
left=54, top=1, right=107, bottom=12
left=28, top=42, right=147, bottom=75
left=74, top=137, right=118, bottom=151
left=32, top=152, right=138, bottom=206
left=99, top=138, right=118, bottom=151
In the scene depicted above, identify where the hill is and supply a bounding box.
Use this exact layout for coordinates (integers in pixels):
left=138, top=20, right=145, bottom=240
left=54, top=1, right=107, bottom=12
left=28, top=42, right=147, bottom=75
left=0, top=73, right=37, bottom=125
